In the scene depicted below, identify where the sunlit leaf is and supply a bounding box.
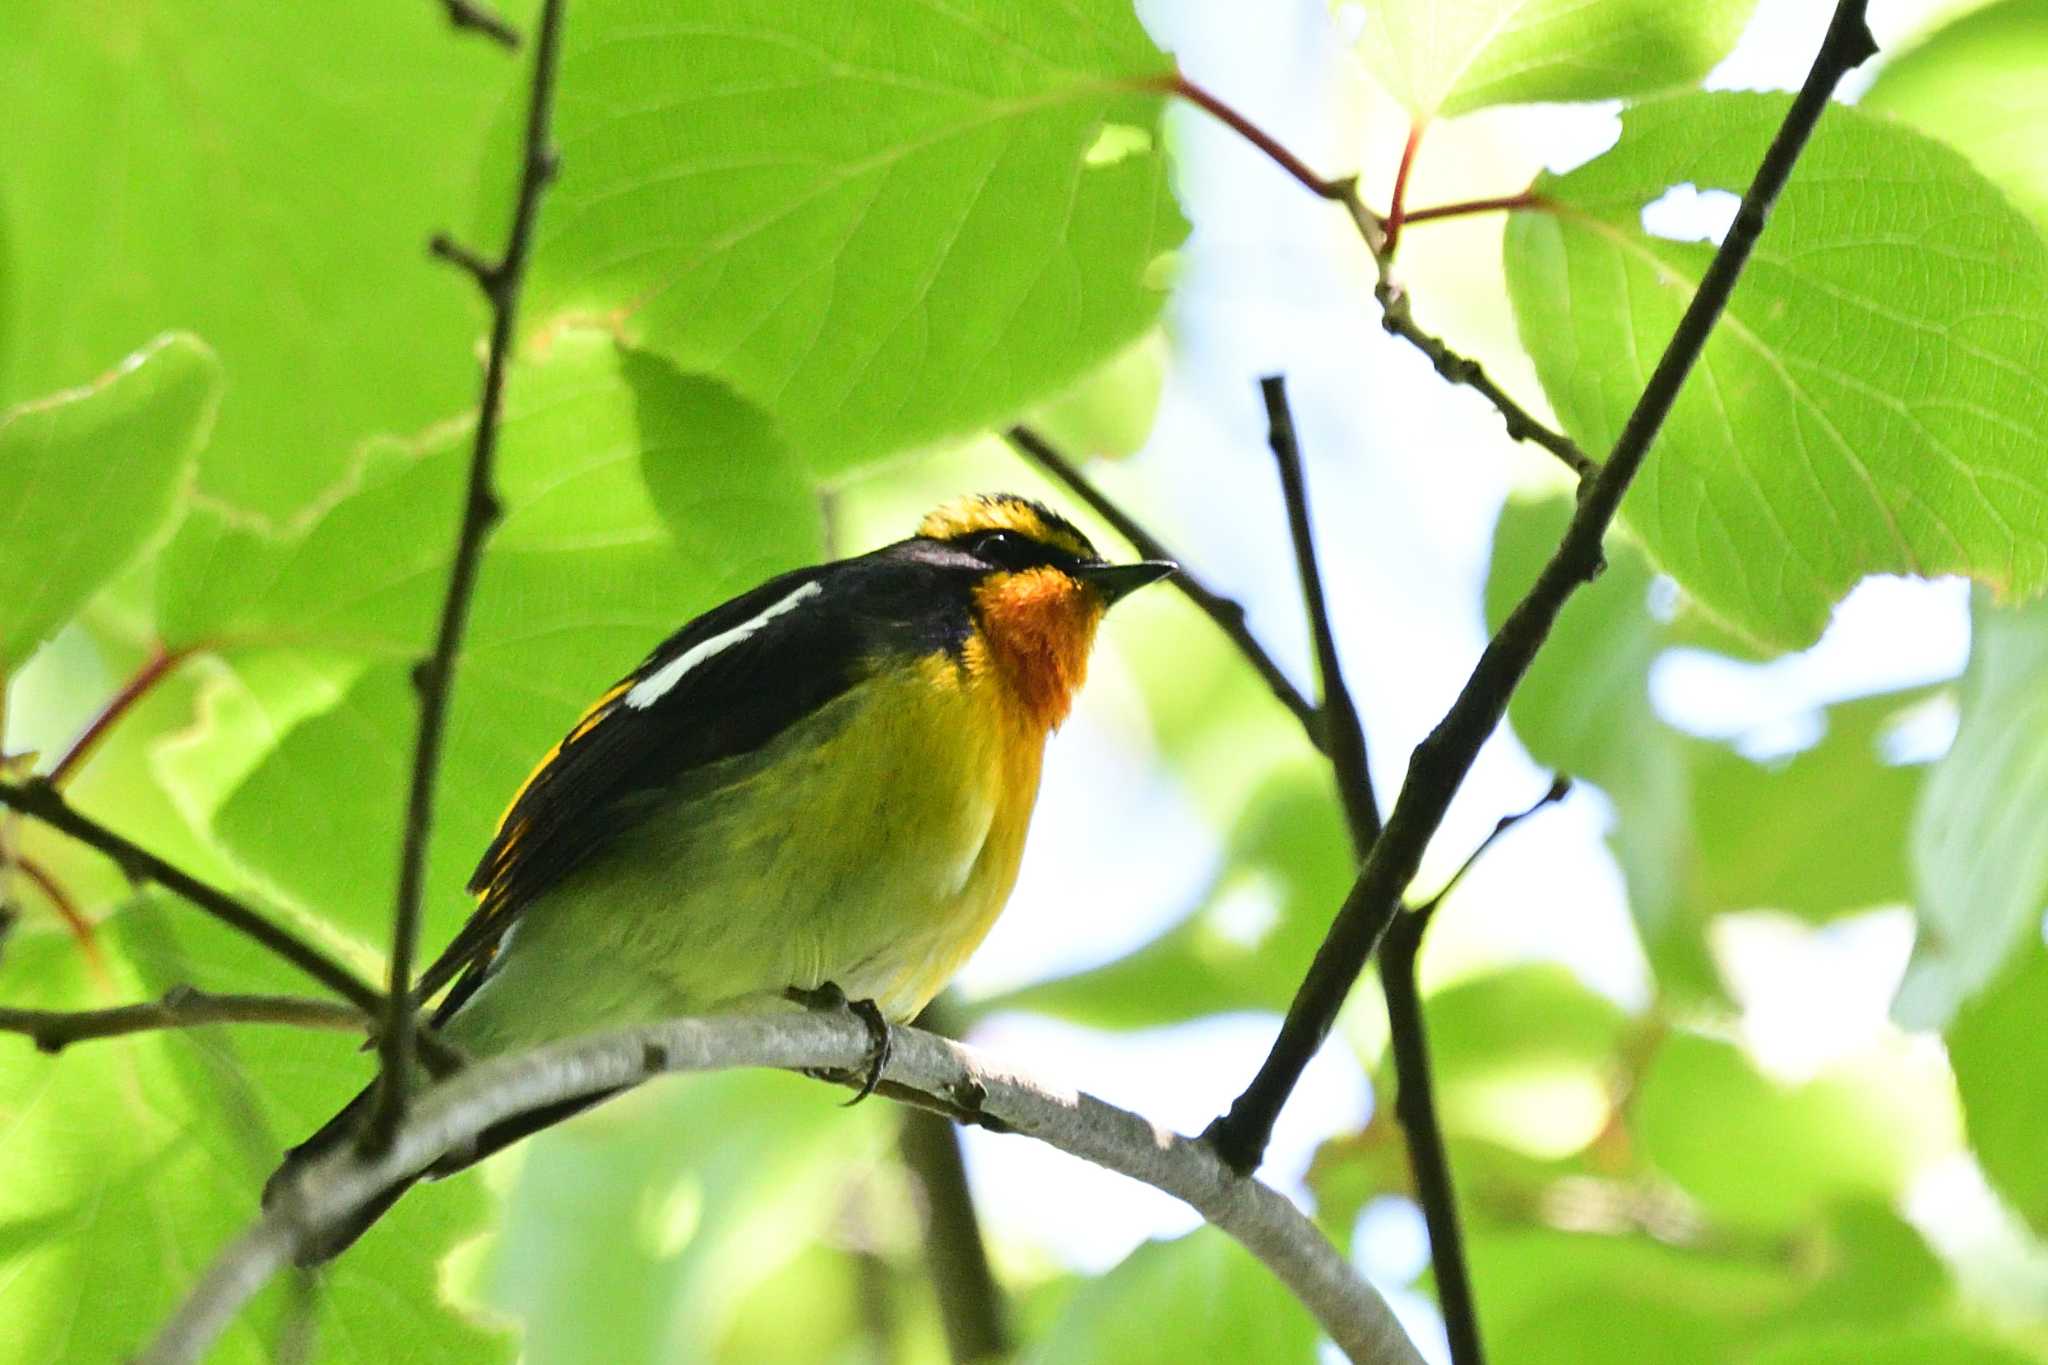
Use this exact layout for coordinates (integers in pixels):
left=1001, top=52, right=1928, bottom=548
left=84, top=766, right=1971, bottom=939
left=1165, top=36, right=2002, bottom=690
left=1630, top=1032, right=1957, bottom=1234
left=1023, top=1228, right=1317, bottom=1364
left=1864, top=0, right=2048, bottom=227
left=0, top=335, right=220, bottom=671
left=528, top=0, right=1187, bottom=475
left=1344, top=0, right=1755, bottom=119
left=1507, top=93, right=2048, bottom=650
left=1944, top=941, right=2048, bottom=1235
left=1898, top=593, right=2048, bottom=1024
left=0, top=2, right=531, bottom=515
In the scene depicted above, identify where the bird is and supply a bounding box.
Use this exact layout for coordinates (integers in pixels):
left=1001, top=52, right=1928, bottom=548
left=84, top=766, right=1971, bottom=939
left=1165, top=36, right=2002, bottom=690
left=265, top=492, right=1174, bottom=1259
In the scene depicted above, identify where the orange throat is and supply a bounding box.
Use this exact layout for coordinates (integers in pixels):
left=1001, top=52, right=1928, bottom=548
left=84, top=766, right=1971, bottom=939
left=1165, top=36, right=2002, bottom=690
left=970, top=568, right=1104, bottom=731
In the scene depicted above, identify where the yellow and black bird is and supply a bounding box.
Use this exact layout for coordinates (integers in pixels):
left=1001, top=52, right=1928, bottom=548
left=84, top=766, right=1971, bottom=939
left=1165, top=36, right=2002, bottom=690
left=270, top=493, right=1173, bottom=1256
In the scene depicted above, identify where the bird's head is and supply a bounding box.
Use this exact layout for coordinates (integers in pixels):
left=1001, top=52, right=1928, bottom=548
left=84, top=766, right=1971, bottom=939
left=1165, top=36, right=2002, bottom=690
left=915, top=493, right=1174, bottom=729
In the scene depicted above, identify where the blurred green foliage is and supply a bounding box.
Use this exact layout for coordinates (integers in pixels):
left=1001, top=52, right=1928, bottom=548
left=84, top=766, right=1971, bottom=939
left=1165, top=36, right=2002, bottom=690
left=4, top=0, right=2048, bottom=1362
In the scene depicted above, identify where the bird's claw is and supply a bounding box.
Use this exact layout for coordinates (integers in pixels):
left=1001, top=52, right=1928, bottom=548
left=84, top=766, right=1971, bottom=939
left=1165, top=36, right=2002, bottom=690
left=786, top=981, right=892, bottom=1105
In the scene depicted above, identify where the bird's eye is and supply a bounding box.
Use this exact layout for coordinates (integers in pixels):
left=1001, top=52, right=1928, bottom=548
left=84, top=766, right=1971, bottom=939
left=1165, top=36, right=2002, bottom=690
left=969, top=529, right=1030, bottom=565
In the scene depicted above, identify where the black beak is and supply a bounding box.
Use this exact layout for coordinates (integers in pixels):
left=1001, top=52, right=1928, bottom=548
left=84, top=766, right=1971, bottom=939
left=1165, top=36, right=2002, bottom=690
left=1077, top=559, right=1177, bottom=606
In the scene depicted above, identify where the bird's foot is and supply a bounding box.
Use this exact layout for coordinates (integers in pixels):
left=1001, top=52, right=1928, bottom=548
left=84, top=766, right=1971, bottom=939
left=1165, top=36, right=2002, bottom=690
left=786, top=981, right=892, bottom=1105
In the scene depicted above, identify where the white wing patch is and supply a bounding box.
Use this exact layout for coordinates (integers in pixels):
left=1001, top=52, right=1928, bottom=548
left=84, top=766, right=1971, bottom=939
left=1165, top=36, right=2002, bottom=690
left=623, top=581, right=823, bottom=711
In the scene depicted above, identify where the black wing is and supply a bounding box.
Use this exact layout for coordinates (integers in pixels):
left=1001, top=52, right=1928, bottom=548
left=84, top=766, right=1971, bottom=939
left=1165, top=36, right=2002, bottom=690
left=417, top=564, right=865, bottom=1016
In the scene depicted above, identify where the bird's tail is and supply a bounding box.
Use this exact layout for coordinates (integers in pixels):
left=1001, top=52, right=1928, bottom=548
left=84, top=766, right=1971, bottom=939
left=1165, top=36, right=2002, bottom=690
left=265, top=1080, right=629, bottom=1265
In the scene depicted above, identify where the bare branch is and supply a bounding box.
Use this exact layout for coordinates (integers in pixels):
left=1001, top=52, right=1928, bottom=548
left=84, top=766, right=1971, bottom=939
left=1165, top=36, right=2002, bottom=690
left=1377, top=775, right=1569, bottom=1365
left=142, top=1014, right=1425, bottom=1365
left=0, top=988, right=366, bottom=1052
left=376, top=0, right=569, bottom=1145
left=1373, top=283, right=1597, bottom=480
left=46, top=645, right=192, bottom=787
left=1207, top=0, right=1877, bottom=1175
left=1003, top=425, right=1327, bottom=749
left=0, top=779, right=387, bottom=1017
left=438, top=0, right=520, bottom=47
left=1260, top=376, right=1379, bottom=848
left=1163, top=71, right=1590, bottom=481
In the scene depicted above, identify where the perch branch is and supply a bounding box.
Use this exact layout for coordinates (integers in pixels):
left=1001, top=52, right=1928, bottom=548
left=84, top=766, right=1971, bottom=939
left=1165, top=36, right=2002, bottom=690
left=142, top=1013, right=1424, bottom=1365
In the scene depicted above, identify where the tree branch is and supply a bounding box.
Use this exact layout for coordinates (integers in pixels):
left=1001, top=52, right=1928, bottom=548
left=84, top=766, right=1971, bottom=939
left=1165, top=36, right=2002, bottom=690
left=1002, top=425, right=1327, bottom=749
left=1206, top=0, right=1877, bottom=1176
left=900, top=996, right=1009, bottom=1363
left=0, top=779, right=387, bottom=1017
left=1161, top=73, right=1589, bottom=479
left=45, top=645, right=193, bottom=787
left=901, top=1110, right=1009, bottom=1362
left=1259, top=376, right=1378, bottom=849
left=0, top=988, right=366, bottom=1052
left=1377, top=776, right=1569, bottom=1365
left=141, top=1013, right=1424, bottom=1365
left=375, top=0, right=568, bottom=1146
left=1372, top=283, right=1597, bottom=480
left=437, top=0, right=520, bottom=47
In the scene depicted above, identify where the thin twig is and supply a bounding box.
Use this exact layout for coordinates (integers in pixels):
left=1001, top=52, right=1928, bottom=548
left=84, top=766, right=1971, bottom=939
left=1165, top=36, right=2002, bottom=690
left=1003, top=425, right=1327, bottom=750
left=12, top=852, right=103, bottom=966
left=1381, top=123, right=1426, bottom=255
left=1398, top=192, right=1548, bottom=229
left=0, top=779, right=387, bottom=1016
left=438, top=0, right=520, bottom=47
left=0, top=989, right=366, bottom=1052
left=1162, top=70, right=1591, bottom=481
left=1373, top=283, right=1596, bottom=480
left=1206, top=0, right=1877, bottom=1176
left=1259, top=377, right=1378, bottom=848
left=374, top=0, right=568, bottom=1148
left=1377, top=777, right=1568, bottom=1365
left=1165, top=73, right=1385, bottom=248
left=46, top=645, right=192, bottom=786
left=142, top=1013, right=1424, bottom=1365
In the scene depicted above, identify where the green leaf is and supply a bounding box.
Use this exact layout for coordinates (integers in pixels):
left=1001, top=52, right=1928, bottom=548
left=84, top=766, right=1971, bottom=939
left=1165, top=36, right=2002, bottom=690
left=204, top=331, right=820, bottom=952
left=1468, top=1203, right=1952, bottom=1365
left=1899, top=593, right=2048, bottom=1025
left=528, top=0, right=1188, bottom=476
left=1020, top=330, right=1170, bottom=461
left=1864, top=0, right=2048, bottom=228
left=1024, top=1228, right=1317, bottom=1365
left=1469, top=1225, right=1798, bottom=1363
left=1422, top=964, right=1630, bottom=1157
left=1484, top=495, right=1708, bottom=992
left=0, top=334, right=220, bottom=670
left=485, top=1070, right=881, bottom=1363
left=1688, top=687, right=1932, bottom=923
left=984, top=769, right=1351, bottom=1028
left=0, top=2, right=530, bottom=516
left=1748, top=1328, right=2041, bottom=1365
left=1506, top=92, right=2048, bottom=651
left=1346, top=0, right=1756, bottom=119
left=1630, top=1032, right=1956, bottom=1234
left=0, top=910, right=509, bottom=1364
left=1944, top=942, right=2048, bottom=1235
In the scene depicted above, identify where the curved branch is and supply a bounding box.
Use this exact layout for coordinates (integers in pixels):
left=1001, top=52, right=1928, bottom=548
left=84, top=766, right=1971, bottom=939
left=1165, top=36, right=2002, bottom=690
left=141, top=1013, right=1424, bottom=1365
left=0, top=989, right=366, bottom=1052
